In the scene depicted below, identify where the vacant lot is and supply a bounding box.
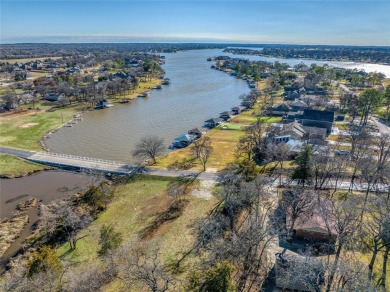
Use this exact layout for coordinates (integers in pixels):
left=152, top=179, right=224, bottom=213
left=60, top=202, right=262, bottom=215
left=57, top=175, right=217, bottom=288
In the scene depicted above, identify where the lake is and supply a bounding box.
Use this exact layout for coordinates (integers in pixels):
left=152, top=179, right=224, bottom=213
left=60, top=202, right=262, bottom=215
left=45, top=49, right=251, bottom=161
left=45, top=49, right=390, bottom=161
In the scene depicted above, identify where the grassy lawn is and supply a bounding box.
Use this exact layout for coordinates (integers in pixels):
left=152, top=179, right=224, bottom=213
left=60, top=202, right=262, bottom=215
left=216, top=123, right=242, bottom=130
left=0, top=102, right=85, bottom=151
left=0, top=154, right=48, bottom=177
left=58, top=175, right=217, bottom=278
left=155, top=127, right=245, bottom=171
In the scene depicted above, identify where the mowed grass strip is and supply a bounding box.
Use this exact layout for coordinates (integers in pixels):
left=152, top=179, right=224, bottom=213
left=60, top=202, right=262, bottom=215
left=0, top=154, right=48, bottom=177
left=0, top=103, right=83, bottom=151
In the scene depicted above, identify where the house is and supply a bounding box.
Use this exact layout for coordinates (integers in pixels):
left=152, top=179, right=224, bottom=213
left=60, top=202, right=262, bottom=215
left=112, top=71, right=129, bottom=79
left=219, top=111, right=233, bottom=121
left=304, top=87, right=327, bottom=96
left=284, top=90, right=300, bottom=101
left=283, top=86, right=301, bottom=100
left=96, top=99, right=113, bottom=109
left=301, top=109, right=334, bottom=134
left=266, top=103, right=291, bottom=116
left=286, top=194, right=337, bottom=254
left=280, top=122, right=327, bottom=141
left=279, top=122, right=306, bottom=140
left=231, top=106, right=246, bottom=115
left=291, top=100, right=308, bottom=111
left=67, top=67, right=81, bottom=74
left=172, top=134, right=195, bottom=148
left=241, top=97, right=255, bottom=107
left=275, top=253, right=325, bottom=292
left=272, top=135, right=304, bottom=153
left=44, top=92, right=65, bottom=101
left=20, top=64, right=31, bottom=71
left=188, top=128, right=202, bottom=139
left=248, top=82, right=257, bottom=89
left=204, top=118, right=223, bottom=128
left=32, top=62, right=43, bottom=70
left=283, top=111, right=303, bottom=123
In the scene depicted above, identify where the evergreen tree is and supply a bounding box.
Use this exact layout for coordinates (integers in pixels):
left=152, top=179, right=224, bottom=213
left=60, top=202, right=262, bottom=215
left=98, top=225, right=123, bottom=256
left=188, top=261, right=236, bottom=292
left=291, top=144, right=313, bottom=186
left=27, top=246, right=63, bottom=277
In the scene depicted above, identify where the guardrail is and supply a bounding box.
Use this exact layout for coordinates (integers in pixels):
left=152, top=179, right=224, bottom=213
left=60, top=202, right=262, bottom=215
left=37, top=152, right=126, bottom=166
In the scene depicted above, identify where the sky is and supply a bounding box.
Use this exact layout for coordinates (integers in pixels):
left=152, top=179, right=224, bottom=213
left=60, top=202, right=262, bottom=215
left=1, top=0, right=389, bottom=46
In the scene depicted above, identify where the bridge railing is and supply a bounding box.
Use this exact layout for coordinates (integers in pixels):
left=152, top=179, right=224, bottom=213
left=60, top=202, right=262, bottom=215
left=37, top=152, right=126, bottom=166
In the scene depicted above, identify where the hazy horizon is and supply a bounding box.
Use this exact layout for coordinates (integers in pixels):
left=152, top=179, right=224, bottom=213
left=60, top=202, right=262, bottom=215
left=1, top=0, right=389, bottom=46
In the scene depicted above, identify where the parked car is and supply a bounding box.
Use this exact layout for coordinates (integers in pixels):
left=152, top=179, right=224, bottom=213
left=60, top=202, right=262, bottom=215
left=336, top=150, right=350, bottom=156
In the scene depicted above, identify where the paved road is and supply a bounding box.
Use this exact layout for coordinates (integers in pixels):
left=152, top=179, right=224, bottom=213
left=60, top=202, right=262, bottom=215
left=371, top=116, right=390, bottom=135
left=146, top=168, right=217, bottom=180
left=0, top=146, right=218, bottom=179
left=1, top=146, right=388, bottom=192
left=0, top=147, right=36, bottom=159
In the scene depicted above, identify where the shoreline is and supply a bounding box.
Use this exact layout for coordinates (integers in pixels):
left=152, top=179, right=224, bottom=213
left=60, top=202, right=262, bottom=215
left=224, top=50, right=390, bottom=67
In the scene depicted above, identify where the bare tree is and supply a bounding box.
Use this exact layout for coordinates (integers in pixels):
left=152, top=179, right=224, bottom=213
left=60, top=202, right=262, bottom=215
left=63, top=265, right=113, bottom=292
left=361, top=196, right=390, bottom=281
left=40, top=201, right=92, bottom=250
left=198, top=139, right=213, bottom=171
left=324, top=198, right=360, bottom=292
left=132, top=135, right=165, bottom=164
left=58, top=95, right=69, bottom=108
left=114, top=243, right=175, bottom=292
left=280, top=188, right=315, bottom=242
left=191, top=136, right=211, bottom=159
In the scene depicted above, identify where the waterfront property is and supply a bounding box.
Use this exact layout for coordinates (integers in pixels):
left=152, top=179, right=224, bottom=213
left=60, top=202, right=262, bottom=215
left=188, top=128, right=203, bottom=139
left=231, top=105, right=247, bottom=114
left=96, top=99, right=113, bottom=109
left=172, top=134, right=195, bottom=148
left=204, top=118, right=223, bottom=128
left=44, top=92, right=65, bottom=102
left=219, top=111, right=234, bottom=121
left=138, top=92, right=150, bottom=98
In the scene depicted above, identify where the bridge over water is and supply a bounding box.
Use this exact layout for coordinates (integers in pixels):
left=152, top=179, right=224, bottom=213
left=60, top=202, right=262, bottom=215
left=1, top=147, right=388, bottom=191
left=27, top=152, right=136, bottom=175
left=0, top=147, right=218, bottom=179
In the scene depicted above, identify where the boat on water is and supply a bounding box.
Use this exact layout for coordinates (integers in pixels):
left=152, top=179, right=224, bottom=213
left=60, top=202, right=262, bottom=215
left=119, top=98, right=131, bottom=103
left=162, top=78, right=171, bottom=85
left=138, top=92, right=150, bottom=98
left=153, top=85, right=162, bottom=90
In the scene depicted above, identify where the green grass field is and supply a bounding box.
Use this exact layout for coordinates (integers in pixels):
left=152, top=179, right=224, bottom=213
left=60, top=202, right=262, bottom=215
left=57, top=175, right=217, bottom=284
left=0, top=154, right=48, bottom=177
left=0, top=103, right=84, bottom=151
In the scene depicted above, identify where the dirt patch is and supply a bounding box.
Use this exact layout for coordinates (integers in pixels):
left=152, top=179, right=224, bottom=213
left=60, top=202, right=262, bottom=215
left=191, top=179, right=215, bottom=200
left=141, top=194, right=170, bottom=217
left=19, top=122, right=39, bottom=128
left=140, top=199, right=189, bottom=239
